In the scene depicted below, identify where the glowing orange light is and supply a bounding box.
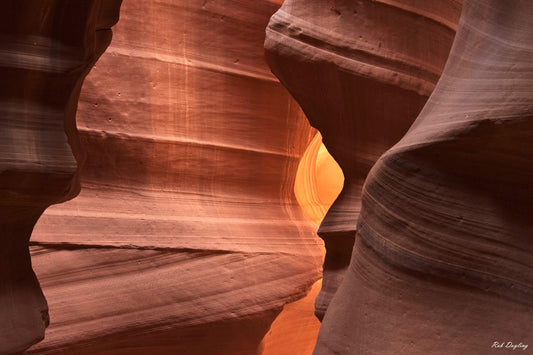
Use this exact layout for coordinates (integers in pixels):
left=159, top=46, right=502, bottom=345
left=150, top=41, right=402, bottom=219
left=294, top=132, right=344, bottom=224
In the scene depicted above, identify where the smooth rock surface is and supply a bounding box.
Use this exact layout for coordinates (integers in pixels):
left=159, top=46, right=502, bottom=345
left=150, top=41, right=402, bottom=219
left=260, top=280, right=322, bottom=355
left=0, top=1, right=121, bottom=353
left=265, top=0, right=462, bottom=319
left=315, top=0, right=533, bottom=353
left=294, top=133, right=344, bottom=226
left=29, top=0, right=323, bottom=353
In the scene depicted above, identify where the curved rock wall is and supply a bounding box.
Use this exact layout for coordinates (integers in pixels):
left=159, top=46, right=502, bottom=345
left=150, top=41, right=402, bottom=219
left=315, top=0, right=533, bottom=353
left=265, top=0, right=462, bottom=319
left=0, top=1, right=121, bottom=353
left=28, top=0, right=323, bottom=354
left=260, top=280, right=322, bottom=355
left=294, top=132, right=344, bottom=225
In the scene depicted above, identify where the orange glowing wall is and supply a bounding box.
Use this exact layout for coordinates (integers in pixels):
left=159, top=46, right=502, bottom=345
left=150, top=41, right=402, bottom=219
left=294, top=132, right=344, bottom=225
left=259, top=133, right=344, bottom=355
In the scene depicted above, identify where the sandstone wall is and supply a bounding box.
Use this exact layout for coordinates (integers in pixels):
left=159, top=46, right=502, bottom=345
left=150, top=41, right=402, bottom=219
left=314, top=0, right=533, bottom=353
left=265, top=0, right=462, bottom=319
left=28, top=1, right=323, bottom=353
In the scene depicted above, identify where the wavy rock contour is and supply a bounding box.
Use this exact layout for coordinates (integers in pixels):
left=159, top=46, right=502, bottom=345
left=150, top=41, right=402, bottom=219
left=29, top=1, right=323, bottom=353
left=0, top=1, right=121, bottom=353
left=265, top=0, right=461, bottom=319
left=315, top=0, right=533, bottom=353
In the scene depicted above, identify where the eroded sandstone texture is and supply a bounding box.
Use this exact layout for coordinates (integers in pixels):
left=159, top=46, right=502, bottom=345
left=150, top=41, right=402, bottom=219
left=27, top=0, right=323, bottom=354
left=0, top=2, right=121, bottom=353
left=265, top=0, right=462, bottom=319
left=314, top=0, right=533, bottom=353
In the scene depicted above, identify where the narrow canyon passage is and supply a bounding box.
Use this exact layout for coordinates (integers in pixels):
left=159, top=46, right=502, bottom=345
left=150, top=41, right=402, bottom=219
left=2, top=0, right=531, bottom=354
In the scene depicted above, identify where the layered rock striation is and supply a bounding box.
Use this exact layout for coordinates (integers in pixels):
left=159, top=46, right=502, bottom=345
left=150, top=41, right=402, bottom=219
left=28, top=0, right=323, bottom=353
left=0, top=1, right=121, bottom=353
left=315, top=0, right=533, bottom=353
left=265, top=0, right=462, bottom=319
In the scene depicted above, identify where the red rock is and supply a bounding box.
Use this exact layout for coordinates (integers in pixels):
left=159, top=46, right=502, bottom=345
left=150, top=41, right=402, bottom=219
left=0, top=2, right=121, bottom=353
left=265, top=0, right=461, bottom=320
left=315, top=0, right=533, bottom=353
left=28, top=1, right=323, bottom=353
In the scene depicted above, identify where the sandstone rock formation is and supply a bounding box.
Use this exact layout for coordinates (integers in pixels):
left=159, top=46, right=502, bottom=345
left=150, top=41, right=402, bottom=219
left=260, top=280, right=322, bottom=355
left=294, top=132, right=344, bottom=226
left=265, top=0, right=462, bottom=319
left=0, top=1, right=121, bottom=353
left=314, top=0, right=533, bottom=353
left=26, top=0, right=323, bottom=353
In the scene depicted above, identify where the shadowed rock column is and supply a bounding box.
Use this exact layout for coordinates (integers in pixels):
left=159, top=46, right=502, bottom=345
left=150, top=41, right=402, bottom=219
left=0, top=1, right=121, bottom=353
left=315, top=0, right=533, bottom=353
left=265, top=0, right=461, bottom=319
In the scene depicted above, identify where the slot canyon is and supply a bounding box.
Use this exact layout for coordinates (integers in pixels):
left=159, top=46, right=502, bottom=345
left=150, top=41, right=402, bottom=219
left=1, top=0, right=531, bottom=354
